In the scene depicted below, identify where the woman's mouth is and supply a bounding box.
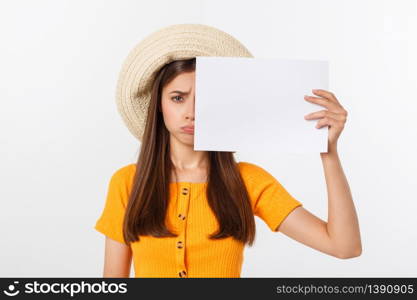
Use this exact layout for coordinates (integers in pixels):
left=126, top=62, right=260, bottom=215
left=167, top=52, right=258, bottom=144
left=181, top=126, right=194, bottom=134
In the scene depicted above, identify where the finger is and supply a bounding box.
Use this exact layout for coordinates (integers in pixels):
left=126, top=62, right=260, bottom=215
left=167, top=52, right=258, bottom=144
left=315, top=116, right=345, bottom=129
left=312, top=89, right=340, bottom=104
left=304, top=110, right=347, bottom=122
left=304, top=95, right=339, bottom=111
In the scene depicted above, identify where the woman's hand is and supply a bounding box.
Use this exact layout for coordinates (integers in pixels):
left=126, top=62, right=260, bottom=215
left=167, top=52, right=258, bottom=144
left=304, top=89, right=348, bottom=148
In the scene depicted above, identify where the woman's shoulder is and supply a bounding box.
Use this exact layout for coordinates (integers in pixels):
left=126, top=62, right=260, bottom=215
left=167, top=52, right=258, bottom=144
left=236, top=161, right=283, bottom=191
left=237, top=161, right=272, bottom=179
left=237, top=161, right=260, bottom=170
left=109, top=163, right=137, bottom=184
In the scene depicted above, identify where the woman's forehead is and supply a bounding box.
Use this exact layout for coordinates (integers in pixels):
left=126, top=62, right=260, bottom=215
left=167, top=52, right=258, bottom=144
left=164, top=72, right=195, bottom=92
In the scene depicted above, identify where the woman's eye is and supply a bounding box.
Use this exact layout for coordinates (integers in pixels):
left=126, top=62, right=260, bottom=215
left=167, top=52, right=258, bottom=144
left=171, top=95, right=183, bottom=102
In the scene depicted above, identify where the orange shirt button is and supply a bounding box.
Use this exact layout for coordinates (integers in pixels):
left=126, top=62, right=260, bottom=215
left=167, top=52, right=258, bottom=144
left=182, top=188, right=188, bottom=195
left=178, top=270, right=187, bottom=277
left=178, top=214, right=186, bottom=220
left=177, top=241, right=183, bottom=249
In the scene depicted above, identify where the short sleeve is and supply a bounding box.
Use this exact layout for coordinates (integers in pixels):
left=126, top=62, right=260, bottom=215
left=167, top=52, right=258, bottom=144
left=94, top=165, right=134, bottom=245
left=238, top=162, right=303, bottom=232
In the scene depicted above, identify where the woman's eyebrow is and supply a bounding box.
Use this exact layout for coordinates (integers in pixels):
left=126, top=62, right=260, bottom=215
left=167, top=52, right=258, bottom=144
left=169, top=90, right=190, bottom=95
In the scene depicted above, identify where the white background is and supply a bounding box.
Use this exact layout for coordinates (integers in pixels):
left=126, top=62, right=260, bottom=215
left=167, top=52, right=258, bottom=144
left=0, top=0, right=416, bottom=277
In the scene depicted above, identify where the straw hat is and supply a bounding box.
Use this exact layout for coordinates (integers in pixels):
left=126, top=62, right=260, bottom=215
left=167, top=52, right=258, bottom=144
left=115, top=23, right=254, bottom=141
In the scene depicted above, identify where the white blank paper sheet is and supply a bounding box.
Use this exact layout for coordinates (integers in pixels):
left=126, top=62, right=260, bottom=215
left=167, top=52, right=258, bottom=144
left=194, top=57, right=329, bottom=154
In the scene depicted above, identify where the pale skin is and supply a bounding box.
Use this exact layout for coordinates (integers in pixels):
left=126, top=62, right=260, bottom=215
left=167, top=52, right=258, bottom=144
left=102, top=71, right=361, bottom=277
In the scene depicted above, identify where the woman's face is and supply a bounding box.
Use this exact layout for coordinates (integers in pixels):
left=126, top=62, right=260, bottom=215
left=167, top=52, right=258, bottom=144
left=161, top=71, right=196, bottom=145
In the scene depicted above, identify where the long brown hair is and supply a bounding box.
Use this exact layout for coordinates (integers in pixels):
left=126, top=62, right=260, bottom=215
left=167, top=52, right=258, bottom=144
left=122, top=57, right=256, bottom=246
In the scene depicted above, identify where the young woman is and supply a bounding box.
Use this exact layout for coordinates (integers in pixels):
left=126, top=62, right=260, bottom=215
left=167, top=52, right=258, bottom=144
left=94, top=24, right=362, bottom=278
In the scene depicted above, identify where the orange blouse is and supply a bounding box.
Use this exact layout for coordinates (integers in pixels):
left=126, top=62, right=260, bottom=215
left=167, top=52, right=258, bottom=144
left=94, top=161, right=302, bottom=278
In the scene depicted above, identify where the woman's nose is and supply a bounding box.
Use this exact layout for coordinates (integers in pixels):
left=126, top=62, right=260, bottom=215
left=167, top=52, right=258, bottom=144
left=186, top=96, right=195, bottom=118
